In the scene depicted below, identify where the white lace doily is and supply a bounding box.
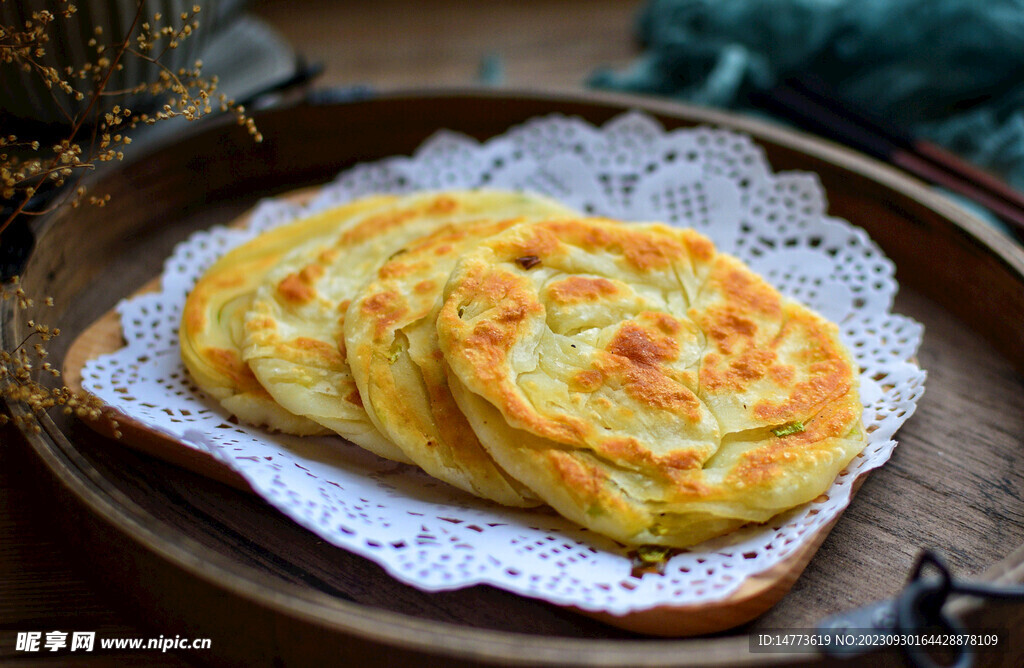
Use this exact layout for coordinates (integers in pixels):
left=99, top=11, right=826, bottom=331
left=81, top=112, right=925, bottom=615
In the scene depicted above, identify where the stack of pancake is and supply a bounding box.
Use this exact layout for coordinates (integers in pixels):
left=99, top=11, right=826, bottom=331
left=180, top=190, right=866, bottom=548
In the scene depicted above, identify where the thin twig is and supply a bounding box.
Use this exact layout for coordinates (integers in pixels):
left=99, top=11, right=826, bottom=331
left=0, top=0, right=146, bottom=237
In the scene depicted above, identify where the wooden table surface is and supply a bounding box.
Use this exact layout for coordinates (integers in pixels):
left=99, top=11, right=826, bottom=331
left=1, top=1, right=642, bottom=665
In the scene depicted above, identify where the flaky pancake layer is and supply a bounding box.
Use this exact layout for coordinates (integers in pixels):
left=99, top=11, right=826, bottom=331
left=346, top=219, right=549, bottom=506
left=242, top=190, right=574, bottom=463
left=436, top=218, right=865, bottom=547
left=179, top=195, right=396, bottom=434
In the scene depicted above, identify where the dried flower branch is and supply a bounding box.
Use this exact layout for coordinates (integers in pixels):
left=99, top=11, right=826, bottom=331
left=0, top=276, right=117, bottom=436
left=0, top=0, right=260, bottom=237
left=2, top=1, right=259, bottom=436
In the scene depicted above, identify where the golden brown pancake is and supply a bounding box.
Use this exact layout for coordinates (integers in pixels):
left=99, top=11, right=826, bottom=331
left=436, top=218, right=865, bottom=547
left=241, top=190, right=575, bottom=463
left=179, top=195, right=396, bottom=434
left=345, top=219, right=545, bottom=506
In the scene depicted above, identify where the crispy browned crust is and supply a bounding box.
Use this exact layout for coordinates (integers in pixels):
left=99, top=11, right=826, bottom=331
left=437, top=218, right=865, bottom=547
left=241, top=190, right=576, bottom=463
left=178, top=194, right=399, bottom=435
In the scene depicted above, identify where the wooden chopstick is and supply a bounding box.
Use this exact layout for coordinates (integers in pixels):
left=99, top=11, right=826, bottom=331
left=752, top=75, right=1024, bottom=238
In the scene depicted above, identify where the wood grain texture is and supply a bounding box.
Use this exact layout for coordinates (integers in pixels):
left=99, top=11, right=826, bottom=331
left=0, top=426, right=201, bottom=667
left=5, top=91, right=1024, bottom=666
left=251, top=0, right=644, bottom=91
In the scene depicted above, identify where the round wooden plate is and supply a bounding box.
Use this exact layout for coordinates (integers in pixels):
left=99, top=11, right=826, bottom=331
left=5, top=89, right=1024, bottom=666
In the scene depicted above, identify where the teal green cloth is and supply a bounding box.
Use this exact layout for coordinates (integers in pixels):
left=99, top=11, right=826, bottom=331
left=590, top=0, right=1024, bottom=201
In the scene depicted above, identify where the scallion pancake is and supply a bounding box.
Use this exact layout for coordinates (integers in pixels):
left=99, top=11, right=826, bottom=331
left=242, top=190, right=575, bottom=463
left=345, top=219, right=546, bottom=505
left=179, top=194, right=396, bottom=434
left=436, top=218, right=865, bottom=547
